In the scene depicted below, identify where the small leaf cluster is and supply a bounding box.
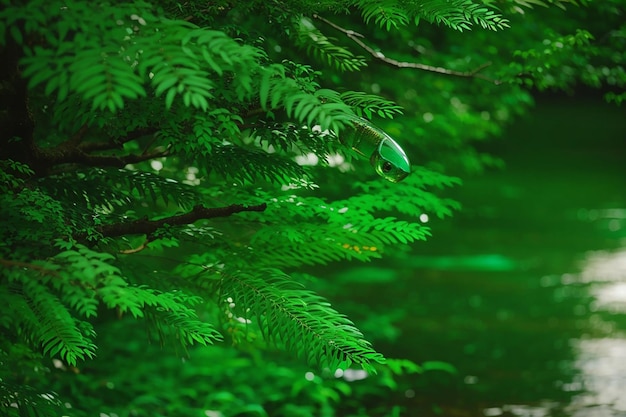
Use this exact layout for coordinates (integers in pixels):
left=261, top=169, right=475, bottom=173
left=294, top=16, right=368, bottom=72
left=215, top=269, right=384, bottom=372
left=352, top=0, right=510, bottom=31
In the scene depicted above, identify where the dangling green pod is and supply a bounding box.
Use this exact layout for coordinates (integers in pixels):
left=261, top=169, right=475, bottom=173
left=339, top=117, right=411, bottom=183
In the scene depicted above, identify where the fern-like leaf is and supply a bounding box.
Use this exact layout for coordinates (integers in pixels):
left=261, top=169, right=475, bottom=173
left=37, top=168, right=201, bottom=234
left=294, top=17, right=368, bottom=71
left=340, top=91, right=404, bottom=119
left=346, top=168, right=462, bottom=218
left=356, top=0, right=409, bottom=30
left=0, top=380, right=63, bottom=417
left=21, top=279, right=97, bottom=366
left=414, top=0, right=510, bottom=31
left=216, top=269, right=385, bottom=371
left=251, top=121, right=340, bottom=160
left=258, top=64, right=355, bottom=132
left=137, top=289, right=223, bottom=347
left=204, top=144, right=310, bottom=185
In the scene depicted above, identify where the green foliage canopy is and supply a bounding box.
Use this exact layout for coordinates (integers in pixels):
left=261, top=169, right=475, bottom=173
left=1, top=0, right=624, bottom=415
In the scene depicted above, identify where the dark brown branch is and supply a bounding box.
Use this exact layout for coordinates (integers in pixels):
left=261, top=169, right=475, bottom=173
left=78, top=141, right=121, bottom=153
left=79, top=127, right=159, bottom=153
left=37, top=124, right=91, bottom=167
left=312, top=14, right=501, bottom=84
left=80, top=203, right=267, bottom=240
left=0, top=259, right=59, bottom=276
left=36, top=145, right=170, bottom=173
left=9, top=124, right=162, bottom=175
left=76, top=148, right=170, bottom=168
left=66, top=123, right=90, bottom=147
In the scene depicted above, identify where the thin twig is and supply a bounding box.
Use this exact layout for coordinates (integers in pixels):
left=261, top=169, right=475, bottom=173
left=119, top=239, right=152, bottom=254
left=312, top=14, right=501, bottom=84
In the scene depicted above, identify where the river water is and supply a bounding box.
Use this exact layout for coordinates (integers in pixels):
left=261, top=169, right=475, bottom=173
left=336, top=95, right=626, bottom=416
left=406, top=96, right=626, bottom=416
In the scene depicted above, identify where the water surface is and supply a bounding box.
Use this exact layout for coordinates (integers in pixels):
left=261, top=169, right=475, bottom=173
left=337, top=96, right=626, bottom=416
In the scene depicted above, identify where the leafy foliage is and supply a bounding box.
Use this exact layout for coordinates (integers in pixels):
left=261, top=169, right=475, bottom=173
left=0, top=0, right=623, bottom=415
left=295, top=16, right=368, bottom=72
left=353, top=0, right=510, bottom=31
left=214, top=268, right=384, bottom=371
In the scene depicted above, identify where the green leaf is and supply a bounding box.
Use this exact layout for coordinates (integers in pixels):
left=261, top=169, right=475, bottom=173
left=165, top=88, right=177, bottom=109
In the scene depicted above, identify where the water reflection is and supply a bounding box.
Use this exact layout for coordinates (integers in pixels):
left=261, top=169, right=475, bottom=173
left=563, top=248, right=626, bottom=416
left=580, top=248, right=626, bottom=283
left=567, top=338, right=626, bottom=416
left=578, top=208, right=626, bottom=234
left=484, top=401, right=560, bottom=417
left=579, top=248, right=626, bottom=316
left=327, top=97, right=626, bottom=416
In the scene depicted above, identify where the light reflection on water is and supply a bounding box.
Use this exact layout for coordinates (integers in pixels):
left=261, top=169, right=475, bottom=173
left=477, top=247, right=626, bottom=416
left=484, top=402, right=560, bottom=417
left=446, top=98, right=626, bottom=417
left=579, top=248, right=626, bottom=284
left=567, top=338, right=626, bottom=416
left=564, top=248, right=626, bottom=416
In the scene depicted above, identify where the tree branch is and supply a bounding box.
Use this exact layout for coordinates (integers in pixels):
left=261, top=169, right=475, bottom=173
left=74, top=147, right=170, bottom=168
left=37, top=145, right=170, bottom=173
left=0, top=258, right=59, bottom=276
left=14, top=126, right=163, bottom=175
left=39, top=124, right=90, bottom=164
left=312, top=14, right=501, bottom=84
left=67, top=123, right=90, bottom=147
left=79, top=203, right=267, bottom=240
left=79, top=127, right=159, bottom=153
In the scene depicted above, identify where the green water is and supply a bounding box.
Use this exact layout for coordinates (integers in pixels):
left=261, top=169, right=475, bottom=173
left=337, top=96, right=626, bottom=416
